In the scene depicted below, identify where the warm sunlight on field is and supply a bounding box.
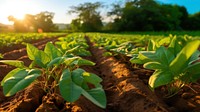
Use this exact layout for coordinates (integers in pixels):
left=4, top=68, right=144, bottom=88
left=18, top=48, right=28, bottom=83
left=0, top=0, right=38, bottom=23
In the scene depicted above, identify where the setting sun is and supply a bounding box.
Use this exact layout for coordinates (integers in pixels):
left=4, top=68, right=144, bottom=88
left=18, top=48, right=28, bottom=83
left=0, top=0, right=38, bottom=24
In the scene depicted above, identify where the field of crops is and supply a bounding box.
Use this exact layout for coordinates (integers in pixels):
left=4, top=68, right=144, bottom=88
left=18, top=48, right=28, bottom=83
left=0, top=32, right=200, bottom=111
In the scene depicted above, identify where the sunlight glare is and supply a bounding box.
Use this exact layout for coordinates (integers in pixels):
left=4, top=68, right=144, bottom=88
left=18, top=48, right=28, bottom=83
left=0, top=0, right=38, bottom=23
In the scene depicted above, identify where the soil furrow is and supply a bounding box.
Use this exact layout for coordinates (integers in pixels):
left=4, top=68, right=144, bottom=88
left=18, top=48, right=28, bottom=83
left=2, top=37, right=58, bottom=60
left=1, top=35, right=199, bottom=111
left=84, top=37, right=170, bottom=112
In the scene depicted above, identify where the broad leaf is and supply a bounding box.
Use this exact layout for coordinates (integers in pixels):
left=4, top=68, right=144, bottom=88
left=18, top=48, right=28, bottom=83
left=144, top=62, right=165, bottom=70
left=82, top=88, right=106, bottom=108
left=149, top=70, right=173, bottom=89
left=140, top=51, right=156, bottom=61
left=130, top=51, right=154, bottom=64
left=158, top=37, right=170, bottom=46
left=168, top=37, right=182, bottom=55
left=0, top=60, right=24, bottom=68
left=64, top=57, right=79, bottom=66
left=35, top=51, right=51, bottom=68
left=188, top=50, right=200, bottom=65
left=73, top=58, right=95, bottom=66
left=154, top=46, right=174, bottom=65
left=27, top=43, right=38, bottom=60
left=147, top=39, right=156, bottom=51
left=1, top=68, right=26, bottom=86
left=3, top=69, right=40, bottom=96
left=59, top=69, right=82, bottom=102
left=72, top=68, right=84, bottom=86
left=44, top=42, right=62, bottom=60
left=186, top=62, right=200, bottom=82
left=170, top=40, right=200, bottom=75
left=47, top=57, right=65, bottom=68
left=83, top=72, right=102, bottom=88
left=28, top=69, right=42, bottom=76
left=27, top=43, right=50, bottom=68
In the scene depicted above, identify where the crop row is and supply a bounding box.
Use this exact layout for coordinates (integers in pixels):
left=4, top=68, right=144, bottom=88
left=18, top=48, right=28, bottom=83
left=1, top=32, right=200, bottom=110
left=0, top=33, right=107, bottom=110
left=0, top=33, right=65, bottom=48
left=87, top=33, right=200, bottom=97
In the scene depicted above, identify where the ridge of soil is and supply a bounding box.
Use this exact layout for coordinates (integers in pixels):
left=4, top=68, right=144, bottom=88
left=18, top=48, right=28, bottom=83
left=0, top=35, right=199, bottom=112
left=38, top=36, right=171, bottom=112
left=83, top=37, right=170, bottom=112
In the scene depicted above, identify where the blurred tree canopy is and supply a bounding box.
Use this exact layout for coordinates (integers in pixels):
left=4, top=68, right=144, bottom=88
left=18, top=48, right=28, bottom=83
left=8, top=11, right=57, bottom=32
left=68, top=2, right=103, bottom=32
left=105, top=0, right=200, bottom=31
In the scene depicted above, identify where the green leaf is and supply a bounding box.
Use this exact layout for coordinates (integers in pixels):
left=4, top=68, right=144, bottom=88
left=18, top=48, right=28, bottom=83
left=186, top=62, right=200, bottom=82
left=158, top=37, right=170, bottom=46
left=147, top=39, right=156, bottom=51
left=0, top=60, right=25, bottom=68
left=64, top=57, right=79, bottom=66
left=35, top=51, right=51, bottom=68
left=27, top=43, right=50, bottom=68
left=59, top=69, right=106, bottom=108
left=144, top=62, right=164, bottom=70
left=154, top=46, right=174, bottom=65
left=130, top=51, right=155, bottom=64
left=47, top=57, right=65, bottom=68
left=44, top=42, right=62, bottom=60
left=1, top=68, right=26, bottom=86
left=82, top=88, right=106, bottom=108
left=29, top=61, right=36, bottom=68
left=149, top=70, right=173, bottom=89
left=188, top=50, right=200, bottom=64
left=28, top=69, right=42, bottom=75
left=73, top=58, right=95, bottom=66
left=170, top=40, right=200, bottom=75
left=59, top=69, right=82, bottom=102
left=72, top=68, right=84, bottom=86
left=77, top=49, right=92, bottom=56
left=130, top=57, right=144, bottom=64
left=65, top=46, right=79, bottom=54
left=3, top=69, right=40, bottom=96
left=168, top=37, right=182, bottom=55
left=140, top=51, right=156, bottom=61
left=103, top=52, right=113, bottom=57
left=27, top=43, right=38, bottom=60
left=83, top=72, right=102, bottom=88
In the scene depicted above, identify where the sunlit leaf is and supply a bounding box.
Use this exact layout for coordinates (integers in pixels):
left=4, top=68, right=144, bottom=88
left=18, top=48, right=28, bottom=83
left=0, top=60, right=25, bottom=68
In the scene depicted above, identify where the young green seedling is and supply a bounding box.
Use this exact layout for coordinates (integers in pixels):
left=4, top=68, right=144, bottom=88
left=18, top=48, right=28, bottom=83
left=0, top=41, right=106, bottom=108
left=134, top=39, right=200, bottom=97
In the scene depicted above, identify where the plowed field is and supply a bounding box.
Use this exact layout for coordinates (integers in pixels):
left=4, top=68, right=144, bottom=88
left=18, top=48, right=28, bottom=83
left=0, top=36, right=199, bottom=112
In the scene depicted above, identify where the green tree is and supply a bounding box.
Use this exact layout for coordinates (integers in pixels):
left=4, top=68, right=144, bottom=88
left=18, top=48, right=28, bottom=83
left=35, top=11, right=57, bottom=32
left=187, top=12, right=200, bottom=30
left=68, top=2, right=103, bottom=32
left=178, top=6, right=189, bottom=30
left=108, top=0, right=184, bottom=31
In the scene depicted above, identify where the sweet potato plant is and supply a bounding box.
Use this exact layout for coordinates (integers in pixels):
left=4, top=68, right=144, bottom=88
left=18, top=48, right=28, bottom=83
left=131, top=37, right=200, bottom=97
left=0, top=37, right=106, bottom=108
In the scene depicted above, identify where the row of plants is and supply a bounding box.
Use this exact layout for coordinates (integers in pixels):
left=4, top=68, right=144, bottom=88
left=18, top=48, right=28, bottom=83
left=0, top=33, right=107, bottom=109
left=88, top=33, right=200, bottom=97
left=0, top=33, right=65, bottom=48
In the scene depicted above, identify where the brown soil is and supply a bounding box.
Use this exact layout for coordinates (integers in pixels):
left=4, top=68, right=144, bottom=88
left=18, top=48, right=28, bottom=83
left=0, top=35, right=199, bottom=112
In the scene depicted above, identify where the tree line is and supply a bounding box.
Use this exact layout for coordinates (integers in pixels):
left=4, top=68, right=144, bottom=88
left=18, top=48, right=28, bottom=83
left=69, top=0, right=200, bottom=32
left=8, top=0, right=200, bottom=32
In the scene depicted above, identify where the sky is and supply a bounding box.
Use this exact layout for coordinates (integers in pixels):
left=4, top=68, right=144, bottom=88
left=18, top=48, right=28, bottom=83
left=0, top=0, right=200, bottom=25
